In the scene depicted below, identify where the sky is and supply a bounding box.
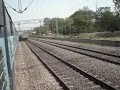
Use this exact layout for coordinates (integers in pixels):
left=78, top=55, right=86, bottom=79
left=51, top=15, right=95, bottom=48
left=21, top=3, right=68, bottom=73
left=4, top=0, right=114, bottom=30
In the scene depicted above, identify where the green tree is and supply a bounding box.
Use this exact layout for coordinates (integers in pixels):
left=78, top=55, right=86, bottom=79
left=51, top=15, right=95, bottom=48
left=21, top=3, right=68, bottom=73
left=49, top=18, right=71, bottom=35
left=113, top=0, right=120, bottom=15
left=95, top=7, right=120, bottom=32
left=34, top=27, right=39, bottom=35
left=70, top=7, right=95, bottom=34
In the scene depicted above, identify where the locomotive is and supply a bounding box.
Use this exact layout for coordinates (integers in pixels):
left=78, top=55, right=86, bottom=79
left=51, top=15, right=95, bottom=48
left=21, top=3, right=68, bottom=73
left=0, top=0, right=18, bottom=90
left=19, top=32, right=28, bottom=41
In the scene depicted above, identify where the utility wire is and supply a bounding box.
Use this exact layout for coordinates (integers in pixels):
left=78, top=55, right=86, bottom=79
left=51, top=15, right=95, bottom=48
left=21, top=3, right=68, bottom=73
left=25, top=0, right=42, bottom=20
left=5, top=2, right=19, bottom=12
left=25, top=0, right=35, bottom=9
left=23, top=0, right=38, bottom=20
left=5, top=0, right=35, bottom=13
left=32, top=0, right=45, bottom=19
left=64, top=0, right=90, bottom=13
left=19, top=0, right=35, bottom=13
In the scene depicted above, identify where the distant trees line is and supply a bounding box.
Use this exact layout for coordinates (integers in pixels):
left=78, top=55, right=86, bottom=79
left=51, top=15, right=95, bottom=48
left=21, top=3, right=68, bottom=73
left=34, top=1, right=120, bottom=35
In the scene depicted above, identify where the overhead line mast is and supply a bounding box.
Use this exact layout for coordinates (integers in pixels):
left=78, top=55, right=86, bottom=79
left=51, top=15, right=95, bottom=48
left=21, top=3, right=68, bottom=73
left=18, top=0, right=22, bottom=12
left=96, top=0, right=99, bottom=11
left=14, top=19, right=43, bottom=31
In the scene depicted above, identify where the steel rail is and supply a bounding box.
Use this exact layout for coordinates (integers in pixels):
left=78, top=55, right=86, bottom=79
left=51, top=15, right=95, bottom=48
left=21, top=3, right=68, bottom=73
left=25, top=41, right=71, bottom=90
left=37, top=39, right=120, bottom=58
left=27, top=40, right=117, bottom=90
left=34, top=39, right=120, bottom=65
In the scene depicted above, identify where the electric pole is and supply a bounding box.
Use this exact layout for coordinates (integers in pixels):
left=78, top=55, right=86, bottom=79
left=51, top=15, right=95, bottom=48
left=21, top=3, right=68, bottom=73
left=96, top=0, right=99, bottom=11
left=51, top=23, right=53, bottom=34
left=69, top=18, right=73, bottom=37
left=56, top=19, right=58, bottom=38
left=69, top=21, right=72, bottom=37
left=18, top=22, right=20, bottom=31
left=39, top=21, right=41, bottom=36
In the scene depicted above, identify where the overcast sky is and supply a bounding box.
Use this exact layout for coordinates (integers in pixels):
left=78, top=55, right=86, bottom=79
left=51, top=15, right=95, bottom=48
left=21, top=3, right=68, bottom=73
left=4, top=0, right=114, bottom=30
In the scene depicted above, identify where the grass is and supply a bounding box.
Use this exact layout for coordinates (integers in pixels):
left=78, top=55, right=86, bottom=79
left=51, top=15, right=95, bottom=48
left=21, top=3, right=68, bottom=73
left=76, top=32, right=120, bottom=41
left=38, top=31, right=120, bottom=41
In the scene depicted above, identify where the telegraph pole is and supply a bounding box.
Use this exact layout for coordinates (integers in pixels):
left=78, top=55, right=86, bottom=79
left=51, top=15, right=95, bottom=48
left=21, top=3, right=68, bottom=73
left=51, top=23, right=53, bottom=34
left=69, top=21, right=72, bottom=37
left=39, top=21, right=41, bottom=36
left=69, top=18, right=73, bottom=37
left=96, top=0, right=98, bottom=11
left=18, top=22, right=20, bottom=31
left=56, top=19, right=58, bottom=38
left=18, top=22, right=21, bottom=35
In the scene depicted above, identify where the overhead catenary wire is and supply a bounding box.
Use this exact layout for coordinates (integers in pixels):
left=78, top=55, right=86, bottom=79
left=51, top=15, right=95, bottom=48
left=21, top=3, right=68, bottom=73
left=14, top=0, right=45, bottom=31
left=22, top=0, right=35, bottom=13
left=65, top=0, right=90, bottom=13
left=32, top=0, right=45, bottom=19
left=5, top=2, right=19, bottom=12
left=24, top=0, right=43, bottom=20
left=63, top=0, right=90, bottom=18
left=5, top=0, right=35, bottom=13
left=23, top=0, right=40, bottom=20
left=20, top=0, right=35, bottom=13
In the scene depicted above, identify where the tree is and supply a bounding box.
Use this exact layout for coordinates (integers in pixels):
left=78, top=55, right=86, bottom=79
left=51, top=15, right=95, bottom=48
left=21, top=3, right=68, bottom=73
left=34, top=27, right=39, bottom=35
left=70, top=7, right=95, bottom=34
left=113, top=0, right=120, bottom=15
left=43, top=18, right=51, bottom=25
left=49, top=18, right=56, bottom=33
left=33, top=26, right=47, bottom=35
left=33, top=6, right=120, bottom=36
left=49, top=18, right=73, bottom=35
left=95, top=7, right=120, bottom=32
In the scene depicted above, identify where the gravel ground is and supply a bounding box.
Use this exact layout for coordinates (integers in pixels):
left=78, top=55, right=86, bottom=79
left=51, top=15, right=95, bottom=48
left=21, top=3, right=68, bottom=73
left=30, top=39, right=120, bottom=89
left=26, top=41, right=104, bottom=90
left=15, top=41, right=63, bottom=90
left=35, top=39, right=120, bottom=64
left=36, top=38, right=120, bottom=56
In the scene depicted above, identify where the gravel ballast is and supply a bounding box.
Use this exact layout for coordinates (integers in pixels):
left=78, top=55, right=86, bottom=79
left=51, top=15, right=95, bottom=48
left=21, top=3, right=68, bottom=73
left=36, top=38, right=120, bottom=56
left=15, top=42, right=63, bottom=90
left=26, top=41, right=104, bottom=90
left=29, top=39, right=120, bottom=89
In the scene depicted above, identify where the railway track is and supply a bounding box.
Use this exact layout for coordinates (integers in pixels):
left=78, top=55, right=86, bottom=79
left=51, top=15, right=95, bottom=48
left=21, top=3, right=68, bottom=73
left=25, top=40, right=118, bottom=90
left=33, top=38, right=120, bottom=65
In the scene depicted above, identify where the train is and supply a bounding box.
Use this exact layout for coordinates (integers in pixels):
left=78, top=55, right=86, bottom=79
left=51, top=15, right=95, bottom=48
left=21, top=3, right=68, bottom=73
left=19, top=32, right=29, bottom=41
left=0, top=0, right=18, bottom=90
